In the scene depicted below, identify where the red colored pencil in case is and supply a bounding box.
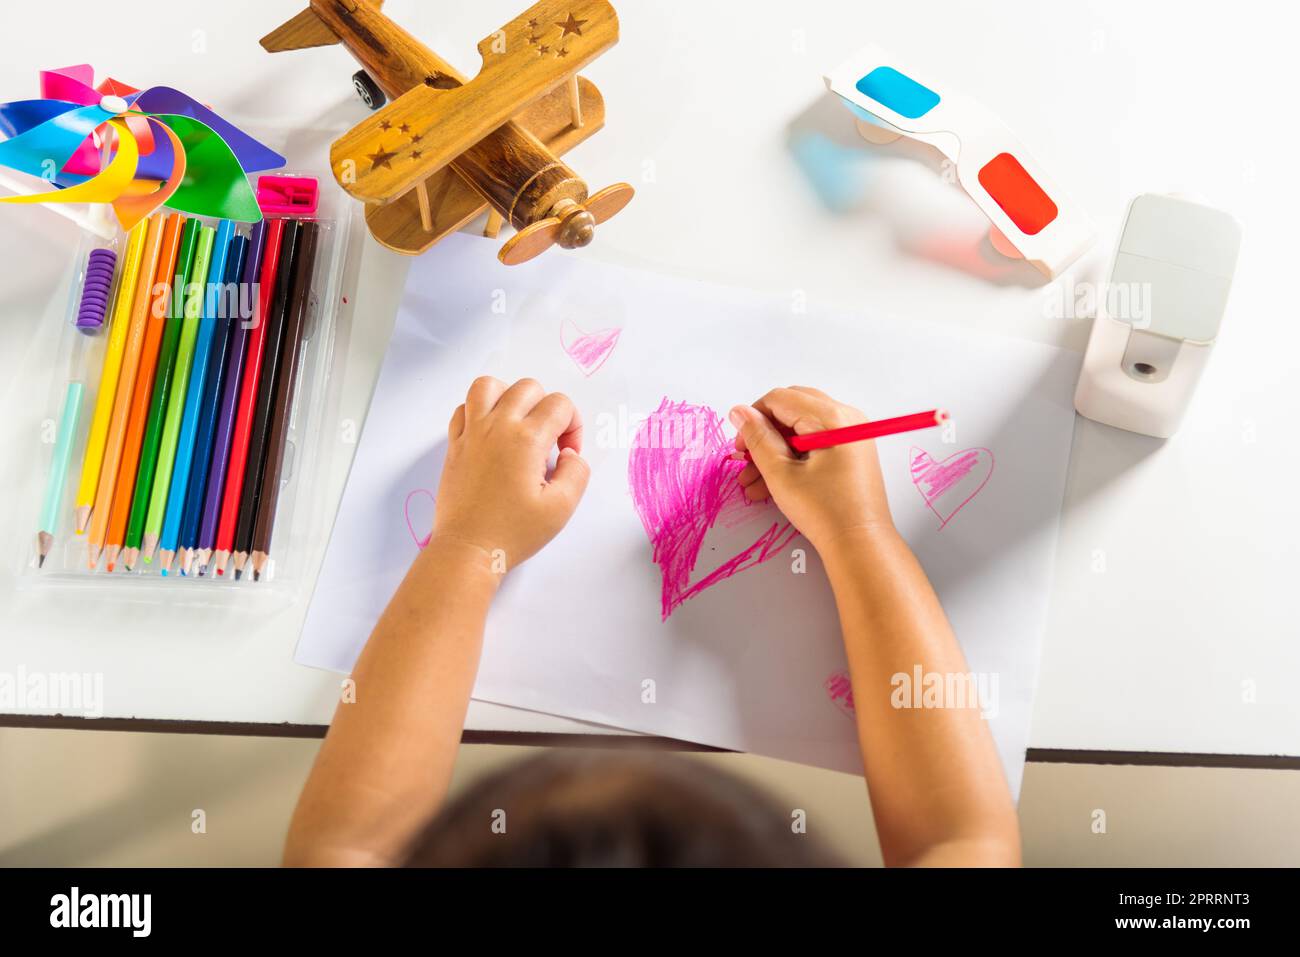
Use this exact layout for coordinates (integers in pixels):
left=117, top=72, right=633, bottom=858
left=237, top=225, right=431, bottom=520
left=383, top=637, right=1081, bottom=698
left=789, top=409, right=949, bottom=453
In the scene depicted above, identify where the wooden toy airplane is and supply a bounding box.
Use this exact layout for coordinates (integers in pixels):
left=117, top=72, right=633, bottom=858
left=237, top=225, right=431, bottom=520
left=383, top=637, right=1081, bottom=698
left=261, top=0, right=634, bottom=264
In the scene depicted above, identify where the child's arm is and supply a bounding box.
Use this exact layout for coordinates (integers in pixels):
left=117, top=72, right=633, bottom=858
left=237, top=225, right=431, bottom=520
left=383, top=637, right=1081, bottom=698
left=284, top=377, right=589, bottom=867
left=731, top=387, right=1021, bottom=867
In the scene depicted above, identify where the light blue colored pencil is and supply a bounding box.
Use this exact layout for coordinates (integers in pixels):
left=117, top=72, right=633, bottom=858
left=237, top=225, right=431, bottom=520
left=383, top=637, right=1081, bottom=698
left=156, top=220, right=236, bottom=573
left=36, top=380, right=84, bottom=567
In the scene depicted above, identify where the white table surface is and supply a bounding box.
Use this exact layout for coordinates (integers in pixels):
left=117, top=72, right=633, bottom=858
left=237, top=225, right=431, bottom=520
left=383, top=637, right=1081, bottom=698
left=1, top=0, right=1296, bottom=760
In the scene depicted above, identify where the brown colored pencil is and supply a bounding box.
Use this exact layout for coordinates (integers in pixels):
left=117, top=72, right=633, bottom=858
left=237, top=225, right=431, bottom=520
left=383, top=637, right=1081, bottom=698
left=250, top=222, right=319, bottom=581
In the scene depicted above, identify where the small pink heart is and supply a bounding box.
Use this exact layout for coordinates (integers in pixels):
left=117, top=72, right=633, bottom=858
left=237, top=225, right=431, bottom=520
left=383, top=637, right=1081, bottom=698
left=825, top=670, right=855, bottom=717
left=629, top=397, right=799, bottom=620
left=561, top=318, right=621, bottom=377
left=910, top=445, right=994, bottom=529
left=404, top=488, right=436, bottom=550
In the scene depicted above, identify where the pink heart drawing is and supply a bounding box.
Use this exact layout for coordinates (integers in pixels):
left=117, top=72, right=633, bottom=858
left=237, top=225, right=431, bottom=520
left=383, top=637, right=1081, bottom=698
left=909, top=446, right=994, bottom=529
left=825, top=670, right=855, bottom=717
left=629, top=397, right=799, bottom=620
left=560, top=318, right=621, bottom=377
left=404, top=488, right=436, bottom=550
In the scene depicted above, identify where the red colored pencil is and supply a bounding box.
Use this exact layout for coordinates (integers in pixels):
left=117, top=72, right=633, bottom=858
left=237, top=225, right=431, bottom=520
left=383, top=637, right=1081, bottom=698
left=789, top=409, right=948, bottom=453
left=210, top=218, right=286, bottom=576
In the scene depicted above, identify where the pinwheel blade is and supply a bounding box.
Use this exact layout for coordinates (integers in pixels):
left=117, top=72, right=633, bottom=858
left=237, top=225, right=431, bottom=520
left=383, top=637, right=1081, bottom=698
left=0, top=117, right=137, bottom=206
left=39, top=65, right=98, bottom=105
left=134, top=87, right=284, bottom=173
left=96, top=77, right=141, bottom=98
left=0, top=102, right=114, bottom=179
left=61, top=92, right=144, bottom=178
left=153, top=114, right=262, bottom=221
left=0, top=98, right=82, bottom=139
left=112, top=117, right=185, bottom=230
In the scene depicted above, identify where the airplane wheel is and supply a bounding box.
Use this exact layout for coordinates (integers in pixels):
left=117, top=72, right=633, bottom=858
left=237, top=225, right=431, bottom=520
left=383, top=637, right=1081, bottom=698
left=352, top=71, right=386, bottom=110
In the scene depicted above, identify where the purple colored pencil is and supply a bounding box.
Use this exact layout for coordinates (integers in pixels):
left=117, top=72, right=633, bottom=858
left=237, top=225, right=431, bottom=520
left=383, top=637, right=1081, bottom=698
left=197, top=220, right=268, bottom=557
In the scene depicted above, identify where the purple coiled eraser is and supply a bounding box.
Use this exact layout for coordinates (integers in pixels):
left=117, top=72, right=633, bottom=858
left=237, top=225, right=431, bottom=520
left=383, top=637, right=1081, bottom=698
left=76, top=247, right=117, bottom=332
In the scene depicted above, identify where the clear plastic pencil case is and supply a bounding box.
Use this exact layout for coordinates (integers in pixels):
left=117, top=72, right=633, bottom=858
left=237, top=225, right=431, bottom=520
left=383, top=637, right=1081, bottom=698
left=16, top=170, right=352, bottom=601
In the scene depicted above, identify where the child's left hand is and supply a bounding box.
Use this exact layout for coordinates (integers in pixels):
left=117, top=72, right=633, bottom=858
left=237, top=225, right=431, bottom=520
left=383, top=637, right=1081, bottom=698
left=430, top=376, right=590, bottom=572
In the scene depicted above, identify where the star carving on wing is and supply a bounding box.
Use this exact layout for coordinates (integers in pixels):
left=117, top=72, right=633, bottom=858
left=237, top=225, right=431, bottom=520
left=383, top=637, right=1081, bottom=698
left=526, top=11, right=590, bottom=53
left=366, top=144, right=400, bottom=170
left=555, top=13, right=588, bottom=36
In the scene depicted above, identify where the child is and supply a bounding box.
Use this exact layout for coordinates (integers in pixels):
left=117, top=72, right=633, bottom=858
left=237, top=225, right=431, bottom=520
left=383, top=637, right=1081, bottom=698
left=284, top=378, right=1020, bottom=867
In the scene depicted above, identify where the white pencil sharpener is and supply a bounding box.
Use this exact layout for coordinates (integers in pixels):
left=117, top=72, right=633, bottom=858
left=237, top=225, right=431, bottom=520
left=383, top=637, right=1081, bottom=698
left=1074, top=194, right=1241, bottom=438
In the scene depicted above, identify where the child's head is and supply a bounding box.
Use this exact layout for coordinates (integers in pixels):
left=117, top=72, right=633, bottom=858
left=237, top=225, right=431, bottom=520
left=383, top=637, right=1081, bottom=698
left=403, top=750, right=840, bottom=867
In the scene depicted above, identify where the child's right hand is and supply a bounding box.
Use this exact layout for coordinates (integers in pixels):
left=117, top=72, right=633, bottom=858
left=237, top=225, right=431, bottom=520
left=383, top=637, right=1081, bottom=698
left=730, top=387, right=894, bottom=552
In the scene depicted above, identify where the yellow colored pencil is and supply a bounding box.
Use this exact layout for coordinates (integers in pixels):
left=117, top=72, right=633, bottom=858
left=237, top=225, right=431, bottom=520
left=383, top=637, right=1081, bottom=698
left=74, top=220, right=150, bottom=534
left=85, top=213, right=168, bottom=568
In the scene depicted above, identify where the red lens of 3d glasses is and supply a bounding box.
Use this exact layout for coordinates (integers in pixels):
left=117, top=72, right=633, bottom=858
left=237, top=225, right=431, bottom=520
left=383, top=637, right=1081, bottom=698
left=978, top=152, right=1058, bottom=235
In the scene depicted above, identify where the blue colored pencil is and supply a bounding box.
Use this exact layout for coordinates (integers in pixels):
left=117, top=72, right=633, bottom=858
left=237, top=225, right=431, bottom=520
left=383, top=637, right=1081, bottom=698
left=157, top=220, right=236, bottom=573
left=196, top=221, right=267, bottom=573
left=177, top=232, right=249, bottom=575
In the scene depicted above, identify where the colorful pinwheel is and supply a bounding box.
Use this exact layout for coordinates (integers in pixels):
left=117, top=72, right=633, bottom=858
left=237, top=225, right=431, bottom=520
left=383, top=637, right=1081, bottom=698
left=0, top=64, right=285, bottom=230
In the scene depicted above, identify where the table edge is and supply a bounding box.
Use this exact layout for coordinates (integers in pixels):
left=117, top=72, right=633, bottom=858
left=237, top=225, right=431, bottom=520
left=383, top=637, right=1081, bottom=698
left=2, top=713, right=1298, bottom=770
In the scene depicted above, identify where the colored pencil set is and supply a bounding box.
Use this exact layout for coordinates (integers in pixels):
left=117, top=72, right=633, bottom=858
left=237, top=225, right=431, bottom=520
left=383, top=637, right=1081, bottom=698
left=35, top=209, right=326, bottom=582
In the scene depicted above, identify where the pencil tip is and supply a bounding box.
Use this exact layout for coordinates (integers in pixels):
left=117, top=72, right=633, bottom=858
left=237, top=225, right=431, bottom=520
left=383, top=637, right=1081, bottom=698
left=143, top=556, right=152, bottom=565
left=38, top=554, right=45, bottom=568
left=216, top=568, right=223, bottom=576
left=106, top=563, right=115, bottom=573
left=161, top=569, right=168, bottom=577
left=253, top=571, right=260, bottom=582
left=234, top=569, right=242, bottom=581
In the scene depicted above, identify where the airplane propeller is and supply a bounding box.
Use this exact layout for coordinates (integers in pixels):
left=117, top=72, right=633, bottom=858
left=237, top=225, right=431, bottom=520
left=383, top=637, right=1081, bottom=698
left=498, top=182, right=635, bottom=265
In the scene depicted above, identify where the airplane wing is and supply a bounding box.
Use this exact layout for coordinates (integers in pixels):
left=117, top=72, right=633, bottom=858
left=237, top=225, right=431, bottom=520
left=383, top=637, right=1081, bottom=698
left=261, top=1, right=385, bottom=52
left=329, top=0, right=618, bottom=205
left=364, top=75, right=608, bottom=256
left=261, top=7, right=339, bottom=52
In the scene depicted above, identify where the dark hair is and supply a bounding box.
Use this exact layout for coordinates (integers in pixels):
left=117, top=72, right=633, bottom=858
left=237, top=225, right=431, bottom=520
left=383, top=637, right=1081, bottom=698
left=404, top=750, right=841, bottom=867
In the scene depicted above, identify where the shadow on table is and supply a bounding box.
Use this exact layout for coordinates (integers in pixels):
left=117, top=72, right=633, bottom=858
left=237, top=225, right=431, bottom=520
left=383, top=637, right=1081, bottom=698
left=784, top=91, right=1049, bottom=289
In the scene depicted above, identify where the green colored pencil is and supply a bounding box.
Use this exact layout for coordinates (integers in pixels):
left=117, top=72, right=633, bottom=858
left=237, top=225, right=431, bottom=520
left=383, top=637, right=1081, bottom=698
left=141, top=225, right=215, bottom=564
left=123, top=219, right=200, bottom=566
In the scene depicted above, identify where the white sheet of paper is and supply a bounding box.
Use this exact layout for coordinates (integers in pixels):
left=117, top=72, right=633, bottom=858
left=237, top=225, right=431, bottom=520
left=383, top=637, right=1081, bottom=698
left=297, top=233, right=1080, bottom=794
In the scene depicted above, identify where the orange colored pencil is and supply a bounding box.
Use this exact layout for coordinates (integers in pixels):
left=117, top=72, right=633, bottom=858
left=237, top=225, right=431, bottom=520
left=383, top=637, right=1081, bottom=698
left=85, top=214, right=168, bottom=569
left=101, top=213, right=187, bottom=571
